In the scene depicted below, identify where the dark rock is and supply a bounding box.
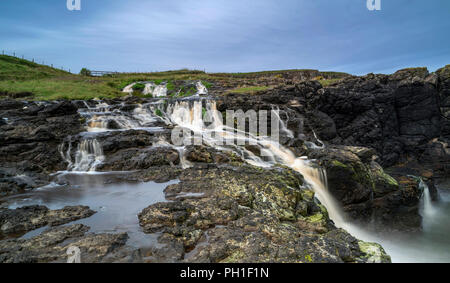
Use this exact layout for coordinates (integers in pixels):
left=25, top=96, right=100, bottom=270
left=0, top=224, right=129, bottom=263
left=97, top=147, right=180, bottom=171
left=184, top=145, right=243, bottom=164
left=0, top=205, right=96, bottom=235
left=308, top=146, right=422, bottom=230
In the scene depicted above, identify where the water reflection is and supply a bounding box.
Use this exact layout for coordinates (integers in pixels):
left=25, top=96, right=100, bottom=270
left=2, top=173, right=179, bottom=248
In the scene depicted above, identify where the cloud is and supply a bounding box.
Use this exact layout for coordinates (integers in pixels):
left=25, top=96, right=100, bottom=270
left=0, top=0, right=448, bottom=74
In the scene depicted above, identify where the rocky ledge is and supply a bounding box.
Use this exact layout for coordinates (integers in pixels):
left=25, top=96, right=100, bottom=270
left=137, top=165, right=390, bottom=263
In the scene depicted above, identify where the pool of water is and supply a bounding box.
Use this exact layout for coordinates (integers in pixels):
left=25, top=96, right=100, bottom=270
left=1, top=172, right=178, bottom=248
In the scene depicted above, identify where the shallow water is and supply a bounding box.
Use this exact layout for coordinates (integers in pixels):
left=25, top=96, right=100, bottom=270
left=2, top=173, right=178, bottom=248
left=341, top=182, right=450, bottom=263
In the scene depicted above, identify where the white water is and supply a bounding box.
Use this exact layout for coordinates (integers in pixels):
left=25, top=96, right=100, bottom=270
left=122, top=83, right=136, bottom=93
left=195, top=81, right=208, bottom=96
left=143, top=83, right=167, bottom=97
left=79, top=101, right=163, bottom=133
left=123, top=81, right=207, bottom=97
left=162, top=99, right=344, bottom=226
left=60, top=139, right=105, bottom=172
left=122, top=82, right=167, bottom=97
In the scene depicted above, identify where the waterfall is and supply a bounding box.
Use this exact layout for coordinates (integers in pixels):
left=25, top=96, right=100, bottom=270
left=196, top=81, right=208, bottom=96
left=162, top=99, right=344, bottom=225
left=79, top=101, right=163, bottom=132
left=122, top=83, right=136, bottom=93
left=271, top=106, right=294, bottom=139
left=420, top=179, right=436, bottom=218
left=72, top=139, right=105, bottom=172
left=143, top=83, right=167, bottom=97
left=59, top=139, right=105, bottom=172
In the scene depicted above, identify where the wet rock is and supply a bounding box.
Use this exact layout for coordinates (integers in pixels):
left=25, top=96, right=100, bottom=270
left=309, top=146, right=422, bottom=230
left=358, top=241, right=391, bottom=263
left=138, top=165, right=390, bottom=263
left=97, top=147, right=180, bottom=171
left=371, top=175, right=423, bottom=230
left=0, top=100, right=84, bottom=184
left=0, top=205, right=96, bottom=235
left=0, top=224, right=129, bottom=263
left=184, top=145, right=243, bottom=164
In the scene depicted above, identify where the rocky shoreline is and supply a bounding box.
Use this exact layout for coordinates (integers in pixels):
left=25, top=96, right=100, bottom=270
left=0, top=65, right=449, bottom=263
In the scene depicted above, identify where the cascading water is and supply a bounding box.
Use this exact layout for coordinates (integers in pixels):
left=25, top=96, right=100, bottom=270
left=59, top=139, right=105, bottom=172
left=195, top=81, right=208, bottom=96
left=420, top=179, right=437, bottom=219
left=162, top=99, right=344, bottom=225
left=143, top=83, right=167, bottom=97
left=122, top=82, right=167, bottom=97
left=122, top=83, right=136, bottom=94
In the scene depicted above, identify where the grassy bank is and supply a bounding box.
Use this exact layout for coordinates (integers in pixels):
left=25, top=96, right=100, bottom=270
left=0, top=55, right=350, bottom=100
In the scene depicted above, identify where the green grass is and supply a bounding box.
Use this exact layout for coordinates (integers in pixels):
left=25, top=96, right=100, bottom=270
left=318, top=79, right=341, bottom=87
left=0, top=54, right=351, bottom=100
left=132, top=83, right=145, bottom=91
left=0, top=78, right=124, bottom=100
left=0, top=55, right=70, bottom=81
left=227, top=86, right=271, bottom=94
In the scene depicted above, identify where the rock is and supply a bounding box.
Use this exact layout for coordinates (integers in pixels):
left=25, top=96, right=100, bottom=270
left=308, top=146, right=422, bottom=230
left=0, top=224, right=129, bottom=263
left=0, top=101, right=84, bottom=183
left=0, top=205, right=96, bottom=235
left=184, top=145, right=243, bottom=164
left=358, top=241, right=391, bottom=263
left=97, top=147, right=180, bottom=171
left=309, top=69, right=443, bottom=170
left=437, top=65, right=450, bottom=139
left=138, top=165, right=391, bottom=263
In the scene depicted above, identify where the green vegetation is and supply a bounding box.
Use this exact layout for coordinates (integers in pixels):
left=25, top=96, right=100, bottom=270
left=318, top=78, right=341, bottom=87
left=0, top=55, right=69, bottom=81
left=155, top=109, right=163, bottom=117
left=227, top=86, right=270, bottom=94
left=132, top=83, right=145, bottom=91
left=201, top=81, right=213, bottom=89
left=0, top=54, right=351, bottom=100
left=166, top=81, right=176, bottom=91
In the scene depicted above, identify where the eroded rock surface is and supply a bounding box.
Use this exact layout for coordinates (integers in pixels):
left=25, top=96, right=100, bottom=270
left=138, top=165, right=390, bottom=263
left=0, top=205, right=96, bottom=235
left=0, top=224, right=129, bottom=263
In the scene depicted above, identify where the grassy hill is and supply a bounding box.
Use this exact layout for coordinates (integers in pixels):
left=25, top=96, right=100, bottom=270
left=0, top=55, right=350, bottom=100
left=0, top=55, right=70, bottom=80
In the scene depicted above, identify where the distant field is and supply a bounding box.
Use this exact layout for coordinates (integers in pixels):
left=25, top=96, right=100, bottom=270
left=0, top=55, right=350, bottom=100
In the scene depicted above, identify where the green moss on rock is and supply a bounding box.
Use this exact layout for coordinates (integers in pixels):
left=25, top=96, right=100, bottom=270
left=358, top=241, right=391, bottom=263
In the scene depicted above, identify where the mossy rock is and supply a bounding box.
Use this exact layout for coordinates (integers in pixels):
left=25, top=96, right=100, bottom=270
left=358, top=241, right=391, bottom=263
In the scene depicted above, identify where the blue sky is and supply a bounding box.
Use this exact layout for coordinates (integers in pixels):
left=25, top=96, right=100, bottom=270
left=0, top=0, right=449, bottom=75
